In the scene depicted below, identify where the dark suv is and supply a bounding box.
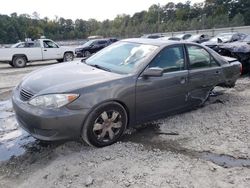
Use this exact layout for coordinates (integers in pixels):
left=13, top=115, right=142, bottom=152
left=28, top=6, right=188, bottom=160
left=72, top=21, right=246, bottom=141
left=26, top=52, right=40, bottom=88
left=75, top=38, right=118, bottom=57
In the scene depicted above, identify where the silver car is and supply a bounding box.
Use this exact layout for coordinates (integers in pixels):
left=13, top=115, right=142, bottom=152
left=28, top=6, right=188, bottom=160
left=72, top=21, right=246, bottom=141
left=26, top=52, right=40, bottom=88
left=12, top=39, right=241, bottom=147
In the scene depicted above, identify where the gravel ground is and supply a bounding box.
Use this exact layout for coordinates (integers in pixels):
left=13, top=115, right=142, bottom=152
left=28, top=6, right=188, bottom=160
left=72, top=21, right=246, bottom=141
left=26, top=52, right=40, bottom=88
left=0, top=60, right=250, bottom=188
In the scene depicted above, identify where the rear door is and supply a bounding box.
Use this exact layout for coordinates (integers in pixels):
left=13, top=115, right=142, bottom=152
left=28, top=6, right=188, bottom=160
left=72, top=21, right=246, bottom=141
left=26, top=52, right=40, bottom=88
left=186, top=44, right=223, bottom=106
left=136, top=45, right=189, bottom=123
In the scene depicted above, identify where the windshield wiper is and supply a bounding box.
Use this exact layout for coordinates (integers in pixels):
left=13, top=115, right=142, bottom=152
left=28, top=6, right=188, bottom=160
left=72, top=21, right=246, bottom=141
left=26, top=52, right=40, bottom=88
left=89, top=64, right=112, bottom=72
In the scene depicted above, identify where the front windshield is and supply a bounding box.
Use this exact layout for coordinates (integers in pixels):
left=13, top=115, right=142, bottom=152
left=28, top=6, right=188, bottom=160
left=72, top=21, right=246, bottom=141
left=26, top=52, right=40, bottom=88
left=210, top=33, right=233, bottom=42
left=186, top=35, right=199, bottom=41
left=85, top=41, right=158, bottom=74
left=81, top=40, right=95, bottom=47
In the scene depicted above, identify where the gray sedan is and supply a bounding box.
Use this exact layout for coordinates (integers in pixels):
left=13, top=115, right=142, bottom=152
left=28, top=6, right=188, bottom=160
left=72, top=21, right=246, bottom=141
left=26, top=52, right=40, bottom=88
left=12, top=39, right=241, bottom=147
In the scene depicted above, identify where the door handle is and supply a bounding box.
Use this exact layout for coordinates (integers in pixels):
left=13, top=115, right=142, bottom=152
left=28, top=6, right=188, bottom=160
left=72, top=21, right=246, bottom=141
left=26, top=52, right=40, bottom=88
left=44, top=49, right=47, bottom=51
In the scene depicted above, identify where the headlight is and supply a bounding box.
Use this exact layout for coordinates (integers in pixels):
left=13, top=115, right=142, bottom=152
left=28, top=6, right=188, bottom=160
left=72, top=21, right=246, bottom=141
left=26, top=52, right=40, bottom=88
left=28, top=94, right=79, bottom=109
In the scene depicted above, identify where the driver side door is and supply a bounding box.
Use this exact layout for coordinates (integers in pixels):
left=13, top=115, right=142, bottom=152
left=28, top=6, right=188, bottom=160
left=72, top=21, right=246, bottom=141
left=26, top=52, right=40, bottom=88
left=135, top=45, right=189, bottom=123
left=42, top=40, right=62, bottom=60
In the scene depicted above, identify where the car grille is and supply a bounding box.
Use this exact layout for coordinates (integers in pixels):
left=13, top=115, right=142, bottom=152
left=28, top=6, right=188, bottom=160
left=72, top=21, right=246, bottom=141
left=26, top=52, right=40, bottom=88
left=20, top=88, right=34, bottom=101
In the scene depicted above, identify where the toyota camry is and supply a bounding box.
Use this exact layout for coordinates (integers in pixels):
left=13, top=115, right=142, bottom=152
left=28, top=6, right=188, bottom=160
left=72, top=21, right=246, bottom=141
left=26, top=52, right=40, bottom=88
left=12, top=38, right=241, bottom=147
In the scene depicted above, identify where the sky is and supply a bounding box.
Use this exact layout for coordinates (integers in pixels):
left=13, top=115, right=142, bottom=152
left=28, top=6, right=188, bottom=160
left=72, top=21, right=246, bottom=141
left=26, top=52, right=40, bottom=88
left=0, top=0, right=204, bottom=21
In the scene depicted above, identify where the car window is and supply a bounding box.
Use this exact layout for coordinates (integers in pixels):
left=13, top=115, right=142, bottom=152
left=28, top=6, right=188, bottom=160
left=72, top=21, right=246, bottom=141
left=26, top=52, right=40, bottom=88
left=187, top=45, right=219, bottom=69
left=43, top=40, right=58, bottom=48
left=149, top=46, right=185, bottom=73
left=148, top=35, right=161, bottom=39
left=33, top=40, right=41, bottom=47
left=27, top=43, right=34, bottom=47
left=238, top=33, right=247, bottom=40
left=16, top=43, right=25, bottom=48
left=98, top=40, right=107, bottom=45
left=16, top=42, right=34, bottom=48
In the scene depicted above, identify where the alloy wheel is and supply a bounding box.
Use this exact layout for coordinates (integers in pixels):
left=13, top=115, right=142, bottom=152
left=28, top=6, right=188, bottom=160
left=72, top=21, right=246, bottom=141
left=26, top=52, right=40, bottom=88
left=92, top=110, right=122, bottom=142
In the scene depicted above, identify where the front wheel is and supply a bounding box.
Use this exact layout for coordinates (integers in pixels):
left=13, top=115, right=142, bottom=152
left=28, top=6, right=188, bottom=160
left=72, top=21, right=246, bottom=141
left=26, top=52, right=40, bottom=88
left=63, top=52, right=74, bottom=62
left=82, top=102, right=128, bottom=147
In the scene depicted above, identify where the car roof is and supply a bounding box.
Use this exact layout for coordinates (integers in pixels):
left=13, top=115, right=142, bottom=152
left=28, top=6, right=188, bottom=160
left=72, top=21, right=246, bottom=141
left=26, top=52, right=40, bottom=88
left=121, top=38, right=180, bottom=47
left=89, top=39, right=108, bottom=42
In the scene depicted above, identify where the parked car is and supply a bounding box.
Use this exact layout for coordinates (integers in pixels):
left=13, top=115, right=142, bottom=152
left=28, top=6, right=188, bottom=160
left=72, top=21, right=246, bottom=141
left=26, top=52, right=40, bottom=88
left=141, top=34, right=165, bottom=39
left=174, top=33, right=192, bottom=40
left=202, top=32, right=247, bottom=51
left=217, top=35, right=250, bottom=74
left=12, top=39, right=241, bottom=147
left=75, top=38, right=118, bottom=57
left=0, top=38, right=75, bottom=68
left=160, top=36, right=181, bottom=41
left=186, top=34, right=210, bottom=43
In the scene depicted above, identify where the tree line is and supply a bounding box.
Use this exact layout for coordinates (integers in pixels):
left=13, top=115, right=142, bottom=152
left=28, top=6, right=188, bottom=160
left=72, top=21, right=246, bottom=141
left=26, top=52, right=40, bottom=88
left=0, top=0, right=249, bottom=44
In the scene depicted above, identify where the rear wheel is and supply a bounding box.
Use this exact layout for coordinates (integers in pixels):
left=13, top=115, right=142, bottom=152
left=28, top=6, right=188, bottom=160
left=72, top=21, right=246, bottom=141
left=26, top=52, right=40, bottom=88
left=82, top=102, right=127, bottom=147
left=63, top=52, right=74, bottom=62
left=12, top=56, right=27, bottom=68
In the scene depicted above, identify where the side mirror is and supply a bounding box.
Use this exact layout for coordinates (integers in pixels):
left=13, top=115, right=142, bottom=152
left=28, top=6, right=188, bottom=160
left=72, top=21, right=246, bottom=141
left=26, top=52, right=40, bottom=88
left=142, top=67, right=164, bottom=77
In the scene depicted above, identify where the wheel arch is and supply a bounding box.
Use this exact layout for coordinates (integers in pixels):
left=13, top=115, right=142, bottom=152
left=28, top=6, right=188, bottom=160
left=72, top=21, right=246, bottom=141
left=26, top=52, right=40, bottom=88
left=12, top=54, right=28, bottom=62
left=80, top=99, right=130, bottom=134
left=64, top=51, right=74, bottom=55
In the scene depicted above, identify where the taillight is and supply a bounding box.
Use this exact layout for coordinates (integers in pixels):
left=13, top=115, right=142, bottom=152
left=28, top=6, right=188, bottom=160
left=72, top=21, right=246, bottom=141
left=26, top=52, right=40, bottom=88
left=240, top=63, right=243, bottom=75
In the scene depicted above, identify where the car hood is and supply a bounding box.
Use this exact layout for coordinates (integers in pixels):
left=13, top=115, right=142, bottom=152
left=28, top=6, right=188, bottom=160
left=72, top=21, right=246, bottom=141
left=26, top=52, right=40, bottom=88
left=218, top=41, right=250, bottom=53
left=21, top=61, right=123, bottom=95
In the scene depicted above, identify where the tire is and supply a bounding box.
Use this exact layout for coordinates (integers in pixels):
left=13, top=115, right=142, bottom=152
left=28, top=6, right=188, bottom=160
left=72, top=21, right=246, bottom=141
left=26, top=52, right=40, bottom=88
left=84, top=51, right=91, bottom=58
left=9, top=62, right=14, bottom=67
left=63, top=52, right=74, bottom=62
left=57, top=59, right=64, bottom=62
left=82, top=102, right=128, bottom=147
left=12, top=56, right=27, bottom=68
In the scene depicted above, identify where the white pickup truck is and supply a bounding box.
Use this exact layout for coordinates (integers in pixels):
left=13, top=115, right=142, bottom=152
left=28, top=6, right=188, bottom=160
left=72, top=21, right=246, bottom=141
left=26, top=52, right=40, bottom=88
left=0, top=39, right=75, bottom=68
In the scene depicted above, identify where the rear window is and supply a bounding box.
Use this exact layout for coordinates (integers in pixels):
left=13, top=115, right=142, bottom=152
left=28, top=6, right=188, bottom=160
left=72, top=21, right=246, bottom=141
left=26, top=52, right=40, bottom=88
left=206, top=47, right=228, bottom=65
left=187, top=45, right=219, bottom=69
